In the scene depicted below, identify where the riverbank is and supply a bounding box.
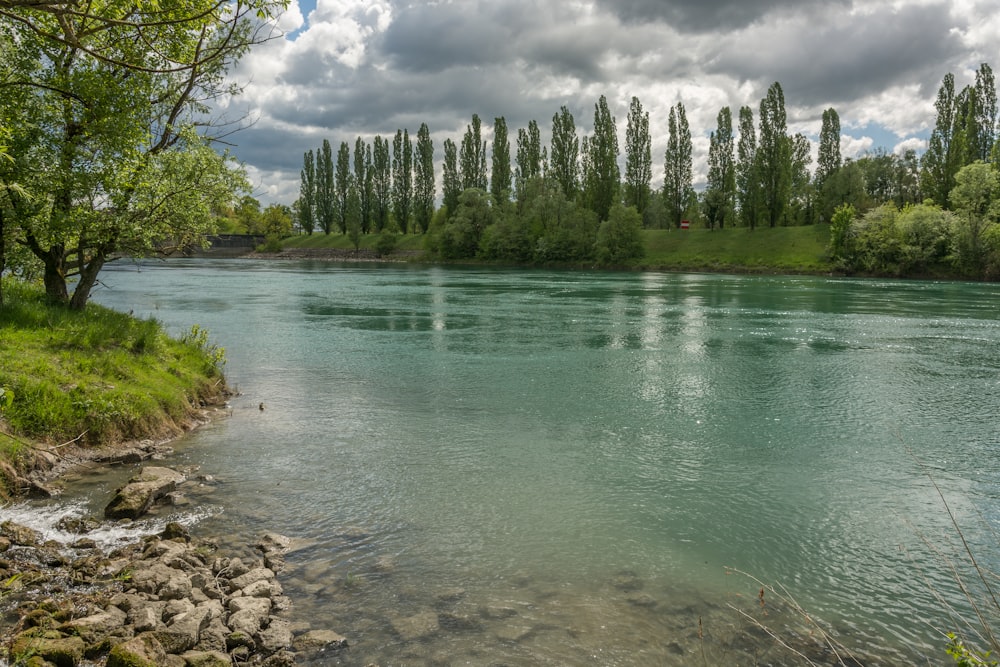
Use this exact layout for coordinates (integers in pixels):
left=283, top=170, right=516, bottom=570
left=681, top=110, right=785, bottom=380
left=0, top=281, right=352, bottom=664
left=0, top=281, right=231, bottom=498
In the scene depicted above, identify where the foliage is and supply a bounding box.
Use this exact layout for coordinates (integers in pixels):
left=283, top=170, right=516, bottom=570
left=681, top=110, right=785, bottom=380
left=624, top=96, right=653, bottom=215
left=180, top=324, right=226, bottom=371
left=948, top=633, right=999, bottom=667
left=490, top=117, right=512, bottom=204
left=949, top=161, right=1000, bottom=275
left=595, top=204, right=644, bottom=264
left=582, top=95, right=620, bottom=222
left=828, top=203, right=856, bottom=264
left=663, top=102, right=694, bottom=229
left=373, top=229, right=398, bottom=258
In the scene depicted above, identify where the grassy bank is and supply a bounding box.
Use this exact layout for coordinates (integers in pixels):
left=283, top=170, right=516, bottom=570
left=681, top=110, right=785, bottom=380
left=276, top=224, right=837, bottom=273
left=0, top=281, right=227, bottom=497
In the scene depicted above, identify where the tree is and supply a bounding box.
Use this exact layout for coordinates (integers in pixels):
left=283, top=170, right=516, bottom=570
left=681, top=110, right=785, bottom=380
left=582, top=95, right=620, bottom=221
left=950, top=161, right=999, bottom=274
left=346, top=179, right=362, bottom=251
left=460, top=114, right=488, bottom=191
left=515, top=120, right=543, bottom=204
left=758, top=82, right=792, bottom=227
left=921, top=73, right=960, bottom=208
left=372, top=135, right=391, bottom=232
left=736, top=106, right=760, bottom=229
left=624, top=96, right=652, bottom=215
left=663, top=102, right=694, bottom=229
left=787, top=133, right=814, bottom=225
left=816, top=108, right=841, bottom=192
left=316, top=139, right=336, bottom=234
left=442, top=138, right=461, bottom=217
left=705, top=106, right=736, bottom=229
left=261, top=203, right=293, bottom=236
left=595, top=204, right=644, bottom=264
left=973, top=63, right=997, bottom=163
left=0, top=0, right=277, bottom=309
left=236, top=196, right=262, bottom=233
left=298, top=149, right=316, bottom=235
left=335, top=141, right=351, bottom=234
left=550, top=106, right=579, bottom=200
left=354, top=137, right=372, bottom=234
left=491, top=117, right=512, bottom=204
left=392, top=129, right=413, bottom=233
left=413, top=123, right=435, bottom=234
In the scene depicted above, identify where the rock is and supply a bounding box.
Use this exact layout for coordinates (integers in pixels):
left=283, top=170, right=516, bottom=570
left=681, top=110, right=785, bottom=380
left=60, top=607, right=127, bottom=643
left=129, top=605, right=159, bottom=633
left=158, top=571, right=194, bottom=601
left=495, top=623, right=535, bottom=642
left=228, top=595, right=272, bottom=618
left=161, top=522, right=191, bottom=542
left=261, top=651, right=297, bottom=667
left=228, top=567, right=274, bottom=592
left=257, top=617, right=293, bottom=654
left=104, top=467, right=186, bottom=520
left=227, top=609, right=263, bottom=638
left=107, top=633, right=168, bottom=667
left=0, top=520, right=42, bottom=546
left=11, top=629, right=86, bottom=667
left=293, top=629, right=348, bottom=651
left=180, top=650, right=231, bottom=667
left=240, top=578, right=283, bottom=599
left=389, top=611, right=440, bottom=641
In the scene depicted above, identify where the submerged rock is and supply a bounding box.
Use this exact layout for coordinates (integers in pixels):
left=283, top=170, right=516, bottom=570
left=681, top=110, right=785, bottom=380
left=104, top=467, right=186, bottom=520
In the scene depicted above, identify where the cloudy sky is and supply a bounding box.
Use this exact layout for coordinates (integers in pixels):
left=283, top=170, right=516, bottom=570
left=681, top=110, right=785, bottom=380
left=222, top=0, right=1000, bottom=205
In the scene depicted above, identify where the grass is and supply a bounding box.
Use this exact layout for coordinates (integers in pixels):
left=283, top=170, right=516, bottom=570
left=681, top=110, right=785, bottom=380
left=0, top=280, right=227, bottom=493
left=276, top=224, right=837, bottom=274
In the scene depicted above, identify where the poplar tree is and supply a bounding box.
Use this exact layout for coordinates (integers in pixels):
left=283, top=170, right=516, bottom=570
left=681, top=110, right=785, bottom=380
left=663, top=102, right=693, bottom=229
left=372, top=135, right=391, bottom=232
left=816, top=108, right=841, bottom=191
left=515, top=120, right=542, bottom=203
left=491, top=117, right=512, bottom=203
left=705, top=107, right=735, bottom=229
left=392, top=129, right=413, bottom=233
left=298, top=149, right=316, bottom=235
left=624, top=96, right=652, bottom=215
left=460, top=114, right=488, bottom=191
left=973, top=63, right=997, bottom=162
left=354, top=137, right=372, bottom=233
left=414, top=123, right=435, bottom=234
left=921, top=73, right=959, bottom=207
left=335, top=141, right=351, bottom=234
left=758, top=82, right=792, bottom=227
left=583, top=95, right=620, bottom=221
left=788, top=133, right=814, bottom=225
left=442, top=138, right=461, bottom=216
left=550, top=106, right=579, bottom=200
left=316, top=139, right=336, bottom=235
left=736, top=106, right=760, bottom=229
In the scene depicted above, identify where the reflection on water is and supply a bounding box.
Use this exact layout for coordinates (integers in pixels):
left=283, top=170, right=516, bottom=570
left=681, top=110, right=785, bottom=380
left=44, top=260, right=999, bottom=664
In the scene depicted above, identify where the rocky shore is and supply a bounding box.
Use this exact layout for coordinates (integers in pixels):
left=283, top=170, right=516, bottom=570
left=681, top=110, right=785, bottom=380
left=0, top=461, right=349, bottom=666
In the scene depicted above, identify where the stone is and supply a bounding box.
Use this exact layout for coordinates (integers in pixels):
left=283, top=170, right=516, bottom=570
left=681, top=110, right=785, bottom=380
left=107, top=633, right=168, bottom=667
left=240, top=578, right=282, bottom=599
left=11, top=630, right=85, bottom=667
left=158, top=571, right=194, bottom=601
left=292, top=629, right=348, bottom=651
left=129, top=605, right=159, bottom=633
left=0, top=520, right=42, bottom=547
left=161, top=522, right=191, bottom=542
left=180, top=650, right=231, bottom=667
left=227, top=609, right=264, bottom=637
left=228, top=567, right=274, bottom=592
left=104, top=467, right=186, bottom=520
left=60, top=607, right=127, bottom=644
left=228, top=596, right=271, bottom=618
left=389, top=611, right=440, bottom=641
left=257, top=617, right=294, bottom=654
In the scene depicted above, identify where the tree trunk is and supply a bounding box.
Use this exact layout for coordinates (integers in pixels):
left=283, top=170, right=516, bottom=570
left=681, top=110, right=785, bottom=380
left=69, top=250, right=106, bottom=311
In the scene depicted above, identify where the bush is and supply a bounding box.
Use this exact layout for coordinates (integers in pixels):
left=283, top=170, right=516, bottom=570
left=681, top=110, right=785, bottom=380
left=374, top=230, right=398, bottom=258
left=595, top=204, right=644, bottom=265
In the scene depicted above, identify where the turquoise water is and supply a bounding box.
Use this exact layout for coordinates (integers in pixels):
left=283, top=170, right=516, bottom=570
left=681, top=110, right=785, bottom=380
left=81, top=259, right=1000, bottom=664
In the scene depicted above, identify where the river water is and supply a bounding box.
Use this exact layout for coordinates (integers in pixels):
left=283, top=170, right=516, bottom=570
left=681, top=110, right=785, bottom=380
left=20, top=259, right=1000, bottom=664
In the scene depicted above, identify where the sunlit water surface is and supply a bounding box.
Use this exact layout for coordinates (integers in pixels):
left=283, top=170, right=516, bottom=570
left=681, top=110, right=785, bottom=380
left=10, top=259, right=1000, bottom=665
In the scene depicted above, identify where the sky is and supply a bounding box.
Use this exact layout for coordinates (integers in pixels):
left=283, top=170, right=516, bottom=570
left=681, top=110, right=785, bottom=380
left=221, top=0, right=1000, bottom=206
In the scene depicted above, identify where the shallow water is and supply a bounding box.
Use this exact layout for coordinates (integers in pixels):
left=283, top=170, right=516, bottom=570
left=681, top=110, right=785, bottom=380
left=12, top=259, right=1000, bottom=664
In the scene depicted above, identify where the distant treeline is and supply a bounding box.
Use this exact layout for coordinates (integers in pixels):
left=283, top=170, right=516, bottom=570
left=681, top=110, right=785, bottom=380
left=285, top=64, right=998, bottom=278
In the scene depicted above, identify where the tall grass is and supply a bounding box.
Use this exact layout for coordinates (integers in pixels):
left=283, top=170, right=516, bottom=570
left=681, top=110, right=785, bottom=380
left=0, top=280, right=226, bottom=447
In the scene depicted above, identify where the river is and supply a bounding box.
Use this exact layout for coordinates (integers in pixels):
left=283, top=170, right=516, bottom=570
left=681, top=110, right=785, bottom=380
left=30, top=259, right=1000, bottom=664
